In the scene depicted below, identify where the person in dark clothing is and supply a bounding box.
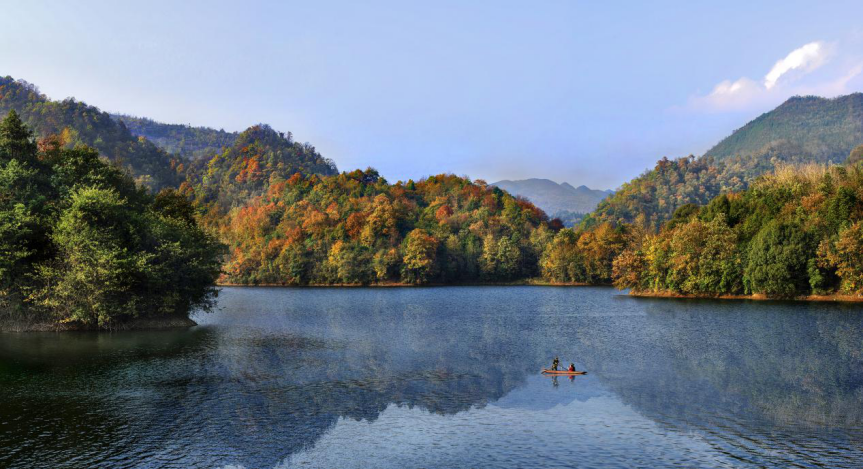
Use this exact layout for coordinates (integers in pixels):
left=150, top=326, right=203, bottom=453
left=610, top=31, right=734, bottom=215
left=552, top=356, right=560, bottom=371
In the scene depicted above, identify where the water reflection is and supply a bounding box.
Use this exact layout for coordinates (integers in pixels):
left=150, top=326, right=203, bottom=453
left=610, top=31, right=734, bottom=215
left=2, top=287, right=862, bottom=468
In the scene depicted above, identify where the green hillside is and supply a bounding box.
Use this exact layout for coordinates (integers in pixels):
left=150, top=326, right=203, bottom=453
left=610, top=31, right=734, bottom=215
left=705, top=94, right=863, bottom=163
left=0, top=76, right=338, bottom=203
left=0, top=77, right=184, bottom=190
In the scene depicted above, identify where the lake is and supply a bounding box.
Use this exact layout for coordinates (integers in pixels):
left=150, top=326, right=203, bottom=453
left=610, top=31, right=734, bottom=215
left=2, top=286, right=863, bottom=468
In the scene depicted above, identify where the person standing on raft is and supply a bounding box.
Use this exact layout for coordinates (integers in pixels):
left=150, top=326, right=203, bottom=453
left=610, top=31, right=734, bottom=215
left=551, top=356, right=560, bottom=371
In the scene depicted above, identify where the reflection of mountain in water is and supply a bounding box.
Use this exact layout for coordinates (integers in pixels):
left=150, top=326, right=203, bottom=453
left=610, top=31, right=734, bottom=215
left=3, top=287, right=863, bottom=468
left=491, top=374, right=603, bottom=411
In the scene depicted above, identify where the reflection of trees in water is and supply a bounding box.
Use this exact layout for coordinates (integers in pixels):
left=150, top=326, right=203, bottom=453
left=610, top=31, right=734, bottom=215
left=188, top=308, right=549, bottom=467
left=579, top=298, right=863, bottom=433
left=0, top=329, right=218, bottom=468
left=0, top=304, right=547, bottom=469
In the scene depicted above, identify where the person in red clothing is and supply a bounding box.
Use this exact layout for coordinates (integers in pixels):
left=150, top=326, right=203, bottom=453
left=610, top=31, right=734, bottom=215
left=568, top=363, right=576, bottom=372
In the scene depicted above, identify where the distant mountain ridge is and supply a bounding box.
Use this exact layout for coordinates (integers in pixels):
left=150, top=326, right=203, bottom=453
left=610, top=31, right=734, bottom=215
left=111, top=114, right=239, bottom=160
left=492, top=178, right=612, bottom=224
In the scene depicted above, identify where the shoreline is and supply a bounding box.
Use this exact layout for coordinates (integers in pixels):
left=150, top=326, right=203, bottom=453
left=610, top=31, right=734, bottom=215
left=217, top=279, right=608, bottom=288
left=0, top=314, right=198, bottom=333
left=628, top=290, right=863, bottom=303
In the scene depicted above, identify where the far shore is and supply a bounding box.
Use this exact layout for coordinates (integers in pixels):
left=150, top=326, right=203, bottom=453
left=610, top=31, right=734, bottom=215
left=628, top=290, right=863, bottom=303
left=217, top=279, right=607, bottom=288
left=216, top=283, right=863, bottom=303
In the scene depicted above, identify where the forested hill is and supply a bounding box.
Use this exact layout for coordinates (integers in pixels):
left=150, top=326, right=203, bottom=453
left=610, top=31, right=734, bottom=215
left=585, top=94, right=863, bottom=229
left=0, top=76, right=337, bottom=201
left=182, top=123, right=338, bottom=213
left=705, top=93, right=863, bottom=163
left=0, top=77, right=184, bottom=191
left=111, top=114, right=239, bottom=160
left=213, top=170, right=557, bottom=285
left=110, top=107, right=340, bottom=213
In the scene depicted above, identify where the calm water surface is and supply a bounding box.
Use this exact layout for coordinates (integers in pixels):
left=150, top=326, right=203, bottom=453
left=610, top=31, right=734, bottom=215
left=2, top=287, right=863, bottom=468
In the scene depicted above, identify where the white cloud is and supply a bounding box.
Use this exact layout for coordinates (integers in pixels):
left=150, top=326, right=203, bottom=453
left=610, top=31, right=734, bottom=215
left=690, top=77, right=764, bottom=112
left=763, top=41, right=826, bottom=89
left=713, top=77, right=757, bottom=96
left=686, top=40, right=861, bottom=113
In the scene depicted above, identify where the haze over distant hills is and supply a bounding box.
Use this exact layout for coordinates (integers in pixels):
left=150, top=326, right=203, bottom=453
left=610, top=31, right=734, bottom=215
left=492, top=178, right=612, bottom=225
left=111, top=114, right=239, bottom=160
left=496, top=95, right=863, bottom=227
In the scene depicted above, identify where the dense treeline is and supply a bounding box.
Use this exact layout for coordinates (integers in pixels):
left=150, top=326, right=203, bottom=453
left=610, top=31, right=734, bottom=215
left=613, top=160, right=863, bottom=298
left=0, top=77, right=184, bottom=190
left=112, top=114, right=239, bottom=160
left=538, top=222, right=630, bottom=285
left=212, top=169, right=558, bottom=285
left=0, top=111, right=222, bottom=327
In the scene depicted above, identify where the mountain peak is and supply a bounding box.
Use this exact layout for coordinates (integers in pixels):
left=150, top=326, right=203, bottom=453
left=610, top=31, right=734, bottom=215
left=705, top=91, right=863, bottom=162
left=491, top=178, right=612, bottom=222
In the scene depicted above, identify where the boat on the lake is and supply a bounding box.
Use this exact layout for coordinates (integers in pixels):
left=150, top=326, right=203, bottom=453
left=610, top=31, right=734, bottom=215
left=541, top=369, right=587, bottom=375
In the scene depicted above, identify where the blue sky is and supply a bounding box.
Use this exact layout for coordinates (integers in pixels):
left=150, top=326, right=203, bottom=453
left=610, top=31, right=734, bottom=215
left=2, top=1, right=863, bottom=189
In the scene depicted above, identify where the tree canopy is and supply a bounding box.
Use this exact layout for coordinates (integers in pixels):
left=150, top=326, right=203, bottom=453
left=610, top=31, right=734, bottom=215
left=613, top=163, right=863, bottom=298
left=0, top=111, right=222, bottom=327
